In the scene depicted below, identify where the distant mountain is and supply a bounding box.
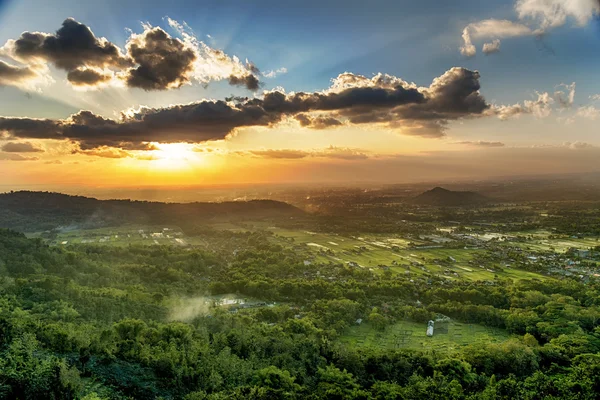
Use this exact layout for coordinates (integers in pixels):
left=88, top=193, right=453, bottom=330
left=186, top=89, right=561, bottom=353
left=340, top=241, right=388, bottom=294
left=0, top=191, right=304, bottom=232
left=412, top=187, right=489, bottom=206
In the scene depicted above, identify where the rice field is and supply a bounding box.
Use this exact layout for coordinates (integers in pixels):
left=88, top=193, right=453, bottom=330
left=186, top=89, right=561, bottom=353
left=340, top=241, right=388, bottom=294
left=269, top=228, right=547, bottom=281
left=340, top=320, right=511, bottom=354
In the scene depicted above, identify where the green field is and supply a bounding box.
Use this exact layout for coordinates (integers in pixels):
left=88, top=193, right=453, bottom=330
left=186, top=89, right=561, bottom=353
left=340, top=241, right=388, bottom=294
left=340, top=320, right=512, bottom=354
left=28, top=225, right=192, bottom=247
left=29, top=223, right=554, bottom=282
left=269, top=228, right=547, bottom=281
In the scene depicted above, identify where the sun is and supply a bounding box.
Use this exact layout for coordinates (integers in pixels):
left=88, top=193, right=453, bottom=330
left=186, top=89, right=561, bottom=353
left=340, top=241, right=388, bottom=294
left=139, top=143, right=205, bottom=171
left=157, top=143, right=193, bottom=160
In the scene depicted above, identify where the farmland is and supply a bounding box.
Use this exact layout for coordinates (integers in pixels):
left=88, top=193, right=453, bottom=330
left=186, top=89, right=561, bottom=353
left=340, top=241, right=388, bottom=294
left=339, top=320, right=512, bottom=354
left=267, top=228, right=547, bottom=281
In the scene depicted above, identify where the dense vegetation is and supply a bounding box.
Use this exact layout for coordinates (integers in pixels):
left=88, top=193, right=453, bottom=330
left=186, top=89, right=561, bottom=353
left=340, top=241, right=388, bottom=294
left=0, top=191, right=302, bottom=232
left=2, top=227, right=600, bottom=399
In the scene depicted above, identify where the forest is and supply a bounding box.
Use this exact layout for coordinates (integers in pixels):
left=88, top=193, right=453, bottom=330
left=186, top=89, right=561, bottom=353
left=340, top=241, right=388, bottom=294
left=2, top=224, right=600, bottom=399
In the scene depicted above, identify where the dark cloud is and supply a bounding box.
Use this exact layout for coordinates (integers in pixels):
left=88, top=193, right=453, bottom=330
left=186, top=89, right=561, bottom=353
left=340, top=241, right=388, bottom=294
left=67, top=68, right=112, bottom=86
left=8, top=18, right=130, bottom=71
left=0, top=67, right=491, bottom=147
left=425, top=68, right=488, bottom=115
left=0, top=117, right=62, bottom=139
left=254, top=84, right=425, bottom=115
left=227, top=61, right=262, bottom=90
left=124, top=27, right=197, bottom=90
left=0, top=60, right=37, bottom=87
left=2, top=18, right=260, bottom=91
left=225, top=95, right=250, bottom=102
left=228, top=74, right=261, bottom=91
left=1, top=141, right=44, bottom=152
left=295, top=114, right=343, bottom=129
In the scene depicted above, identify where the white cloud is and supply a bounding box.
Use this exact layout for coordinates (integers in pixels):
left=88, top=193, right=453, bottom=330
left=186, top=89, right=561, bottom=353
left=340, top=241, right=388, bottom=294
left=554, top=82, right=576, bottom=108
left=576, top=105, right=600, bottom=120
left=564, top=141, right=595, bottom=149
left=262, top=67, right=288, bottom=78
left=515, top=0, right=600, bottom=29
left=460, top=28, right=477, bottom=57
left=460, top=0, right=599, bottom=56
left=491, top=90, right=556, bottom=119
left=482, top=39, right=501, bottom=55
left=460, top=19, right=531, bottom=56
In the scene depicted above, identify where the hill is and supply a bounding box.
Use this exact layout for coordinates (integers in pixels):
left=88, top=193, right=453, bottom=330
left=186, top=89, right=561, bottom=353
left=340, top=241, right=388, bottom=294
left=0, top=191, right=304, bottom=232
left=412, top=187, right=489, bottom=206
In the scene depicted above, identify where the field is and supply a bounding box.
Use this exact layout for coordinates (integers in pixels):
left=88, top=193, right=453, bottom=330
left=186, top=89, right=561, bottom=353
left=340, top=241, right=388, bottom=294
left=29, top=222, right=555, bottom=282
left=512, top=236, right=600, bottom=253
left=340, top=320, right=511, bottom=354
left=268, top=228, right=547, bottom=282
left=27, top=225, right=197, bottom=247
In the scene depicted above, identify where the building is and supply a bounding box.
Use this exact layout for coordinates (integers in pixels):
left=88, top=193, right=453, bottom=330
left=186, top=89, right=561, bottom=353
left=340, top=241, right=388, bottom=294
left=426, top=320, right=434, bottom=337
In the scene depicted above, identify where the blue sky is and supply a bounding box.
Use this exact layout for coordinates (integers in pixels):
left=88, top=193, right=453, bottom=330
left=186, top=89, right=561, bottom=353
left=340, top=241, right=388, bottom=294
left=2, top=0, right=599, bottom=103
left=0, top=0, right=599, bottom=186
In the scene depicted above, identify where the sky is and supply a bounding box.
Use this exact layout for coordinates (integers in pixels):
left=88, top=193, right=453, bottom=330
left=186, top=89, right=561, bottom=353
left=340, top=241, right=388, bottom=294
left=0, top=0, right=599, bottom=189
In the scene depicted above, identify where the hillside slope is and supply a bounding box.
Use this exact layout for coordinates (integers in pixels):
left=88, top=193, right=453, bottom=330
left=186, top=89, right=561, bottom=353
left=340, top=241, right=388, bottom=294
left=412, top=187, right=489, bottom=207
left=0, top=191, right=303, bottom=232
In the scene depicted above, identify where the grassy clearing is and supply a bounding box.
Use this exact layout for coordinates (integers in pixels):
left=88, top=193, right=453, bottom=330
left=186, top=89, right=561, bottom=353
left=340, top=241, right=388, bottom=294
left=29, top=225, right=190, bottom=247
left=340, top=320, right=511, bottom=354
left=271, top=228, right=547, bottom=281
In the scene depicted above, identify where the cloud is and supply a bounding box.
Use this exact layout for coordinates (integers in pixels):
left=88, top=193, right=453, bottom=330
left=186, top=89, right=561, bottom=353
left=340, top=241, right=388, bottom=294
left=0, top=153, right=39, bottom=161
left=295, top=114, right=343, bottom=129
left=0, top=60, right=50, bottom=90
left=262, top=67, right=288, bottom=78
left=228, top=73, right=261, bottom=91
left=554, top=82, right=576, bottom=108
left=576, top=105, right=600, bottom=120
left=123, top=26, right=197, bottom=90
left=491, top=90, right=556, bottom=119
left=67, top=67, right=112, bottom=86
left=459, top=1, right=599, bottom=56
left=164, top=17, right=261, bottom=90
left=452, top=140, right=505, bottom=147
left=1, top=18, right=261, bottom=91
left=515, top=0, right=600, bottom=29
left=3, top=18, right=130, bottom=71
left=74, top=146, right=132, bottom=158
left=564, top=141, right=595, bottom=149
left=0, top=116, right=62, bottom=139
left=0, top=61, right=36, bottom=85
left=492, top=82, right=581, bottom=120
left=44, top=160, right=63, bottom=164
left=249, top=149, right=310, bottom=159
left=590, top=94, right=600, bottom=101
left=460, top=19, right=531, bottom=56
left=482, top=39, right=501, bottom=55
left=1, top=141, right=44, bottom=152
left=460, top=28, right=477, bottom=57
left=247, top=146, right=369, bottom=160
left=0, top=67, right=491, bottom=147
left=320, top=146, right=369, bottom=160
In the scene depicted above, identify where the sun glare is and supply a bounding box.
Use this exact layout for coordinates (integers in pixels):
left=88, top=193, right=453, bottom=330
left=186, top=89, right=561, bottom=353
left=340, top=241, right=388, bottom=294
left=133, top=143, right=205, bottom=172
left=157, top=143, right=194, bottom=161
